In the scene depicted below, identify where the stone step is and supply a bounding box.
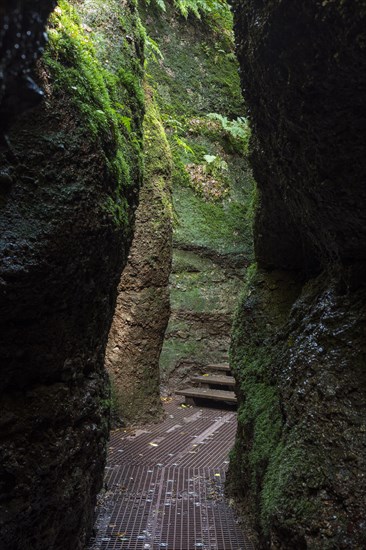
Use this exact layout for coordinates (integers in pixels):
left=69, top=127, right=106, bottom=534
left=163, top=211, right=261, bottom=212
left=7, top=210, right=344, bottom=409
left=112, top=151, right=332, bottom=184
left=192, top=375, right=235, bottom=387
left=206, top=363, right=231, bottom=373
left=176, top=387, right=237, bottom=404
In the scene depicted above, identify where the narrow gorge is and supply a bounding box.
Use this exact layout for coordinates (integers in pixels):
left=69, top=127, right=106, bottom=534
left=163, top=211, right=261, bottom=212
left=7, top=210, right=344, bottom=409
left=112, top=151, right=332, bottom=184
left=0, top=1, right=365, bottom=549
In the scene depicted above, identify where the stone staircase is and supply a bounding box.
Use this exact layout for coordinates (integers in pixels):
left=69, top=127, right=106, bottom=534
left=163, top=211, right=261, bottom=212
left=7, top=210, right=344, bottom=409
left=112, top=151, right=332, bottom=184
left=176, top=363, right=237, bottom=406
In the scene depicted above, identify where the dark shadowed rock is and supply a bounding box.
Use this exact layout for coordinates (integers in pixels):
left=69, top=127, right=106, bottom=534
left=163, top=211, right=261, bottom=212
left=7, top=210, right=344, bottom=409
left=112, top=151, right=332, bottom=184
left=0, top=0, right=56, bottom=134
left=229, top=1, right=366, bottom=548
left=0, top=1, right=144, bottom=548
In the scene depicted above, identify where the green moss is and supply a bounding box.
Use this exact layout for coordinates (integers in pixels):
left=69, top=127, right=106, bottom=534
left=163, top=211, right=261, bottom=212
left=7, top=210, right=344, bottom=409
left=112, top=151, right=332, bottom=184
left=143, top=87, right=174, bottom=224
left=146, top=0, right=234, bottom=31
left=144, top=92, right=173, bottom=179
left=260, top=442, right=321, bottom=535
left=232, top=336, right=283, bottom=508
left=172, top=248, right=215, bottom=272
left=159, top=338, right=200, bottom=375
left=170, top=268, right=242, bottom=313
left=99, top=397, right=112, bottom=414
left=229, top=266, right=308, bottom=537
left=173, top=183, right=253, bottom=255
left=44, top=0, right=145, bottom=227
left=144, top=1, right=256, bottom=390
left=141, top=1, right=243, bottom=119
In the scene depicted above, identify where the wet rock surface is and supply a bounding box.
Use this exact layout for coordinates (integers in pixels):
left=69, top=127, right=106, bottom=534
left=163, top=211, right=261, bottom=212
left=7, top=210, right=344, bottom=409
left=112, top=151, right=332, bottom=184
left=234, top=0, right=366, bottom=273
left=0, top=0, right=56, bottom=134
left=0, top=85, right=123, bottom=550
left=0, top=1, right=143, bottom=548
left=230, top=1, right=366, bottom=548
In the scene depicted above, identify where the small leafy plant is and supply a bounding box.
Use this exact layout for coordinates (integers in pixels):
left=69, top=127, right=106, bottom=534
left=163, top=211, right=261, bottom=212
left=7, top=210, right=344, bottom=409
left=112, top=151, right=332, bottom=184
left=207, top=112, right=251, bottom=153
left=144, top=0, right=232, bottom=33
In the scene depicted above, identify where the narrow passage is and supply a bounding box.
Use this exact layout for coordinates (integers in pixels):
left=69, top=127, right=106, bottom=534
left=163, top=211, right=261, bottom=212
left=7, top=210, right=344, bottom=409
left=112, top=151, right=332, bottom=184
left=88, top=399, right=254, bottom=550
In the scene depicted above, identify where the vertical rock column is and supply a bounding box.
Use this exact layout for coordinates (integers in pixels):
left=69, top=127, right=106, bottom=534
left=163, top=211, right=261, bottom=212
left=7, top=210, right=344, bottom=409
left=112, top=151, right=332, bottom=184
left=106, top=92, right=173, bottom=425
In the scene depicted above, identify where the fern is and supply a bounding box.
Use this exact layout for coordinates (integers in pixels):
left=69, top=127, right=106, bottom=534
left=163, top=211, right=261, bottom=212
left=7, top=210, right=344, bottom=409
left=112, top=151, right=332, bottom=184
left=145, top=34, right=164, bottom=63
left=174, top=135, right=195, bottom=157
left=144, top=0, right=167, bottom=11
left=207, top=112, right=251, bottom=153
left=143, top=0, right=232, bottom=30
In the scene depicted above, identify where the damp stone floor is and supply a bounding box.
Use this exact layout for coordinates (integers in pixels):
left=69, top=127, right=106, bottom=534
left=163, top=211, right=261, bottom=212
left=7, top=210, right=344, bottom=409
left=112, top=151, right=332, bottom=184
left=88, top=398, right=254, bottom=550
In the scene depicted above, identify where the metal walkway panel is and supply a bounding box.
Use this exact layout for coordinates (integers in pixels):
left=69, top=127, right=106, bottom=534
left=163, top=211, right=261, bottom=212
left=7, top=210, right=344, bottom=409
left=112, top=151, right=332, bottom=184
left=88, top=400, right=254, bottom=550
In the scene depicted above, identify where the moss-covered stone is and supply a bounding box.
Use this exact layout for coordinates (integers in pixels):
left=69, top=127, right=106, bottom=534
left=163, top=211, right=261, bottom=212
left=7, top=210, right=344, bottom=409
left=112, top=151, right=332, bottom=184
left=141, top=0, right=243, bottom=119
left=43, top=0, right=145, bottom=228
left=228, top=267, right=303, bottom=538
left=141, top=2, right=255, bottom=385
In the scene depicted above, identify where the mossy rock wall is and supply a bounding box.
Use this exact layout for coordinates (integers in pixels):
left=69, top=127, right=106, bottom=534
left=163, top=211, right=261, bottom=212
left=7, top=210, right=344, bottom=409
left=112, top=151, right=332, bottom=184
left=229, top=1, right=366, bottom=547
left=141, top=2, right=255, bottom=386
left=0, top=1, right=144, bottom=548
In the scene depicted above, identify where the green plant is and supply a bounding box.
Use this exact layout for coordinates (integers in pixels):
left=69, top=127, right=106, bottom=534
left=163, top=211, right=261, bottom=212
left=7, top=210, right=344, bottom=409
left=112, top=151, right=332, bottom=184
left=145, top=34, right=164, bottom=63
left=143, top=0, right=232, bottom=33
left=203, top=153, right=228, bottom=176
left=207, top=112, right=251, bottom=153
left=174, top=135, right=195, bottom=158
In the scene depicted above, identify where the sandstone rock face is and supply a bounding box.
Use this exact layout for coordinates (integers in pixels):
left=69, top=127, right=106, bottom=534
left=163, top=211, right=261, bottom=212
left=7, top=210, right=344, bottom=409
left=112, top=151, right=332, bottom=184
left=0, top=1, right=144, bottom=548
left=229, top=1, right=366, bottom=548
left=106, top=96, right=172, bottom=425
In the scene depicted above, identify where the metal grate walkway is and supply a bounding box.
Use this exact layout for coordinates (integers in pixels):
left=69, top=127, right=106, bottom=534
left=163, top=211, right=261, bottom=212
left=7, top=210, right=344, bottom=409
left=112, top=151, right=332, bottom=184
left=88, top=400, right=254, bottom=550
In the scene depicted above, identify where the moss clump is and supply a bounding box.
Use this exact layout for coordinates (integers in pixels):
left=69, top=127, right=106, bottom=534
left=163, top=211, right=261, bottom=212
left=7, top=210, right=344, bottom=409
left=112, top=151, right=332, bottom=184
left=143, top=86, right=174, bottom=227
left=144, top=89, right=173, bottom=179
left=171, top=267, right=243, bottom=313
left=230, top=338, right=283, bottom=524
left=140, top=0, right=255, bottom=257
left=44, top=0, right=145, bottom=227
left=260, top=442, right=320, bottom=535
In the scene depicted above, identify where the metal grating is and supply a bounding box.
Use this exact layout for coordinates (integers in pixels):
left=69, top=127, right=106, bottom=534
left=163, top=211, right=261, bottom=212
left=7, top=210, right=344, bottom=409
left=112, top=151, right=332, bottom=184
left=88, top=400, right=254, bottom=550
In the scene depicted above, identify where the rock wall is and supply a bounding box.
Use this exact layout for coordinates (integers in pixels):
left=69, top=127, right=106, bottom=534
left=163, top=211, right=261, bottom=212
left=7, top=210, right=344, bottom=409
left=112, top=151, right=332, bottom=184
left=162, top=249, right=243, bottom=390
left=0, top=1, right=144, bottom=548
left=106, top=93, right=172, bottom=425
left=141, top=3, right=255, bottom=388
left=229, top=1, right=366, bottom=548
